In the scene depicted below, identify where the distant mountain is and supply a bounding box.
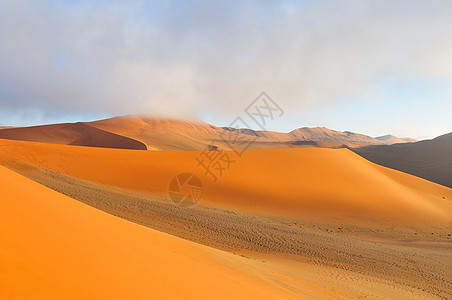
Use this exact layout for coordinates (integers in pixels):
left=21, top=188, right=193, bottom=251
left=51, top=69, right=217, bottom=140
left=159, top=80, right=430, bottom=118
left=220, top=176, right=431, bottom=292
left=354, top=132, right=452, bottom=188
left=375, top=134, right=417, bottom=145
left=224, top=126, right=390, bottom=147
left=290, top=127, right=382, bottom=144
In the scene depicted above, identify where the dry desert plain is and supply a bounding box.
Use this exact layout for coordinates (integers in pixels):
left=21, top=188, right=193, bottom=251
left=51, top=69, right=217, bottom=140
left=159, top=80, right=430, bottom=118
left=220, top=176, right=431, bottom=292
left=0, top=120, right=451, bottom=299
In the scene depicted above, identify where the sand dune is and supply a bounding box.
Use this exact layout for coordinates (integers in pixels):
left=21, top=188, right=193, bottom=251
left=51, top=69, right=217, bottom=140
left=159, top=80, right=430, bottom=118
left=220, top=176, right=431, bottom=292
left=0, top=164, right=303, bottom=299
left=355, top=132, right=452, bottom=188
left=89, top=115, right=229, bottom=150
left=88, top=115, right=304, bottom=150
left=0, top=122, right=147, bottom=150
left=89, top=116, right=390, bottom=150
left=1, top=139, right=451, bottom=298
left=0, top=116, right=415, bottom=151
left=1, top=138, right=450, bottom=229
left=4, top=164, right=446, bottom=300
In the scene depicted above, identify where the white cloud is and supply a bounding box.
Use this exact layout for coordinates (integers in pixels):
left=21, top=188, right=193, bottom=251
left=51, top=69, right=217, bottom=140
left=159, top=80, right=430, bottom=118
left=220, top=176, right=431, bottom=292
left=1, top=0, right=452, bottom=126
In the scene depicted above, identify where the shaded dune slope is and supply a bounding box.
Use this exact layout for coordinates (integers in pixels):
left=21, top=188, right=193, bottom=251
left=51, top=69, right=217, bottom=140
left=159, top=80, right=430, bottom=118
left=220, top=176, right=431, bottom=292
left=0, top=122, right=147, bottom=150
left=355, top=132, right=452, bottom=188
left=0, top=139, right=450, bottom=229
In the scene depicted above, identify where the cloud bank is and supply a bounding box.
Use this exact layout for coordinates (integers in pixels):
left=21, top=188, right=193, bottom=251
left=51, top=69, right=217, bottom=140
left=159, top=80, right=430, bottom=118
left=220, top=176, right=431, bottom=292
left=1, top=0, right=452, bottom=126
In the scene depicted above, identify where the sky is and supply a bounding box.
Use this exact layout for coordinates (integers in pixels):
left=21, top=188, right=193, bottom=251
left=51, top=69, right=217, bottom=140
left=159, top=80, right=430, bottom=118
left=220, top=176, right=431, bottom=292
left=0, top=0, right=451, bottom=140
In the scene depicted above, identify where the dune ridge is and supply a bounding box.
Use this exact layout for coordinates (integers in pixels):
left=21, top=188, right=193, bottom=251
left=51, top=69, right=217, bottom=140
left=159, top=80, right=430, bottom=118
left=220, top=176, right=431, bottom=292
left=1, top=139, right=451, bottom=299
left=1, top=138, right=450, bottom=229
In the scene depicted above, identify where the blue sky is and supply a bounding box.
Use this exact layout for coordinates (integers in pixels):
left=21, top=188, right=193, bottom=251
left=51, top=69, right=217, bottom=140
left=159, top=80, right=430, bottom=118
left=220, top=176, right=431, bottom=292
left=200, top=78, right=452, bottom=140
left=0, top=0, right=451, bottom=139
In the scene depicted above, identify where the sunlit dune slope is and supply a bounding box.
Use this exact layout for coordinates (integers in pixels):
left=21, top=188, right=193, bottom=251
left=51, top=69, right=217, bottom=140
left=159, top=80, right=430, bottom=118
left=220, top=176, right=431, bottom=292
left=0, top=122, right=147, bottom=150
left=0, top=139, right=451, bottom=228
left=0, top=165, right=296, bottom=299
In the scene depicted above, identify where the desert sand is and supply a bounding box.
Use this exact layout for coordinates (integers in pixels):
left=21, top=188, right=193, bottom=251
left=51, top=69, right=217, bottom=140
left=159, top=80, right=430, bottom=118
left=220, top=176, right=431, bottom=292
left=1, top=138, right=451, bottom=299
left=0, top=164, right=306, bottom=299
left=0, top=138, right=450, bottom=228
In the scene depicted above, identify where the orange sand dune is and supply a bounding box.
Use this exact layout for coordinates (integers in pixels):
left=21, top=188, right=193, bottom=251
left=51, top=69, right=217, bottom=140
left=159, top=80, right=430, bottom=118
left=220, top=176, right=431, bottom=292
left=0, top=164, right=300, bottom=299
left=88, top=116, right=376, bottom=150
left=0, top=116, right=393, bottom=151
left=89, top=115, right=257, bottom=151
left=1, top=139, right=451, bottom=229
left=0, top=122, right=147, bottom=150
